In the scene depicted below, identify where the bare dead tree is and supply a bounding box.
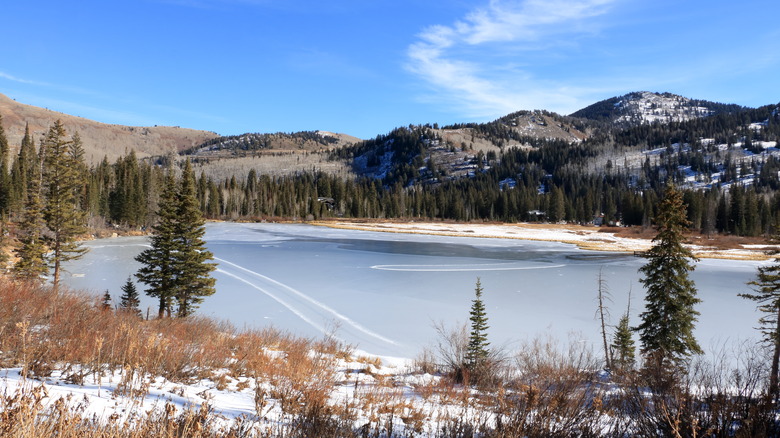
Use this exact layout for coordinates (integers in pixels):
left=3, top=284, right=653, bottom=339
left=596, top=266, right=613, bottom=370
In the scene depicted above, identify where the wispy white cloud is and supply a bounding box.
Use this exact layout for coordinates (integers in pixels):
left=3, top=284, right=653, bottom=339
left=1, top=71, right=227, bottom=129
left=0, top=71, right=52, bottom=87
left=406, top=0, right=619, bottom=117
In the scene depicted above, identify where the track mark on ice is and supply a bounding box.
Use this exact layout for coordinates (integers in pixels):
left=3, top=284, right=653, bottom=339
left=371, top=263, right=565, bottom=272
left=215, top=257, right=400, bottom=346
left=216, top=268, right=328, bottom=335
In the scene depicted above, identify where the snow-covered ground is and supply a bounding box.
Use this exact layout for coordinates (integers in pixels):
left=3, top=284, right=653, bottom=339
left=3, top=221, right=773, bottom=435
left=0, top=355, right=442, bottom=435
left=317, top=220, right=769, bottom=260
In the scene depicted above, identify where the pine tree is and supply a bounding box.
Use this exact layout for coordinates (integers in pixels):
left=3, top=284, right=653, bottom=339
left=69, top=132, right=89, bottom=212
left=101, top=290, right=113, bottom=311
left=173, top=160, right=216, bottom=317
left=119, top=276, right=142, bottom=317
left=549, top=185, right=566, bottom=223
left=136, top=171, right=179, bottom=318
left=612, top=289, right=636, bottom=371
left=135, top=161, right=217, bottom=318
left=742, top=222, right=780, bottom=402
left=12, top=145, right=48, bottom=282
left=41, top=121, right=88, bottom=291
left=9, top=123, right=36, bottom=214
left=636, top=183, right=701, bottom=367
left=465, top=278, right=490, bottom=369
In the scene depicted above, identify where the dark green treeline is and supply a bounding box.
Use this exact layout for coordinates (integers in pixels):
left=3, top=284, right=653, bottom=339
left=1, top=118, right=780, bottom=237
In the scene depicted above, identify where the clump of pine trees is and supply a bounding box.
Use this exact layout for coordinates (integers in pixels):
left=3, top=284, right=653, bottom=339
left=135, top=160, right=216, bottom=318
left=8, top=120, right=89, bottom=288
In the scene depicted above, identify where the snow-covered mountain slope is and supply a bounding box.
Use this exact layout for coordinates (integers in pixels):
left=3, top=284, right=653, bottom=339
left=570, top=91, right=745, bottom=127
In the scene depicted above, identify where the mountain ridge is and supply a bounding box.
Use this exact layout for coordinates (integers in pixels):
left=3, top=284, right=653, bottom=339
left=570, top=91, right=746, bottom=127
left=0, top=93, right=220, bottom=164
left=0, top=90, right=762, bottom=175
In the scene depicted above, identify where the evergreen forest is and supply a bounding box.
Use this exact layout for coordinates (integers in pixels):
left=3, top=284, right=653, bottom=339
left=1, top=95, right=779, bottom=241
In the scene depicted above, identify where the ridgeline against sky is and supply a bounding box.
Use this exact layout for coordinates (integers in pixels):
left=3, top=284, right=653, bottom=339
left=1, top=0, right=778, bottom=139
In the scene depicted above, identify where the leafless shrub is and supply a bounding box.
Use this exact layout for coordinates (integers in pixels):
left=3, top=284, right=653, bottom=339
left=616, top=341, right=778, bottom=437
left=489, top=334, right=607, bottom=437
left=412, top=346, right=437, bottom=375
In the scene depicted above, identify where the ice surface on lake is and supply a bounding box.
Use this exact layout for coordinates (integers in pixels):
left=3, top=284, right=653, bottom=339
left=62, top=223, right=764, bottom=360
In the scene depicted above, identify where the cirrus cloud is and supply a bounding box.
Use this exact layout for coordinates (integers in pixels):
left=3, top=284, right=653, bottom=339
left=406, top=0, right=620, bottom=118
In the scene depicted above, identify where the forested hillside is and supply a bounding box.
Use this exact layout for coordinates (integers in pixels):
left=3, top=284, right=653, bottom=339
left=0, top=92, right=779, bottom=243
left=570, top=91, right=746, bottom=126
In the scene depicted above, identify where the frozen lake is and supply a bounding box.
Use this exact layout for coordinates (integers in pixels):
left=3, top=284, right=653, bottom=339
left=62, top=222, right=764, bottom=360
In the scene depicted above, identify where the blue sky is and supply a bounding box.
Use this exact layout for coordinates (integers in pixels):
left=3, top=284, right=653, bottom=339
left=2, top=0, right=778, bottom=139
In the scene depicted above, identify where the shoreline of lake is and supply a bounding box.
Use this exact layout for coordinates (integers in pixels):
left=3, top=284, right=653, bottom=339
left=309, top=220, right=772, bottom=261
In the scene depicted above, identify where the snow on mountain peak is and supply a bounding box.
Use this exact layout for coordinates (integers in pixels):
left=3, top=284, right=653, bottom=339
left=614, top=91, right=713, bottom=125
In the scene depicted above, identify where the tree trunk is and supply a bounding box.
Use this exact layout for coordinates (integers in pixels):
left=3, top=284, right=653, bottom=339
left=598, top=269, right=612, bottom=370
left=771, top=306, right=780, bottom=402
left=52, top=243, right=61, bottom=293
left=158, top=296, right=166, bottom=319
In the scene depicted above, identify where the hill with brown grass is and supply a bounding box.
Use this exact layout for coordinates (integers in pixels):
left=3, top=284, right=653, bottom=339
left=0, top=93, right=220, bottom=164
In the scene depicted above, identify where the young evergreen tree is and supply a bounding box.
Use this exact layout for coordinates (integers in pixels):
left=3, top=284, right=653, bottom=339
left=41, top=121, right=88, bottom=291
left=465, top=278, right=490, bottom=369
left=612, top=289, right=636, bottom=371
left=101, top=290, right=113, bottom=311
left=173, top=160, right=216, bottom=317
left=119, top=276, right=142, bottom=317
left=742, top=222, right=780, bottom=402
left=636, top=183, right=701, bottom=367
left=136, top=171, right=179, bottom=318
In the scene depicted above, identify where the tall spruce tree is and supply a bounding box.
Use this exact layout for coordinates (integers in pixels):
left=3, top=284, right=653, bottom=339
left=9, top=123, right=35, bottom=213
left=69, top=132, right=89, bottom=212
left=173, top=160, right=216, bottom=317
left=636, top=183, right=701, bottom=367
left=12, top=143, right=48, bottom=282
left=135, top=170, right=179, bottom=318
left=41, top=121, right=88, bottom=291
left=466, top=278, right=490, bottom=369
left=135, top=162, right=216, bottom=318
left=742, top=222, right=780, bottom=402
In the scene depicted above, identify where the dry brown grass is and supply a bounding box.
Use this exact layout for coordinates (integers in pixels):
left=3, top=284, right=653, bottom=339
left=0, top=280, right=245, bottom=385
left=0, top=278, right=359, bottom=436
left=0, top=93, right=219, bottom=164
left=2, top=278, right=778, bottom=437
left=0, top=382, right=251, bottom=437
